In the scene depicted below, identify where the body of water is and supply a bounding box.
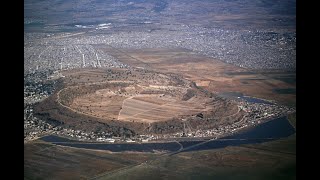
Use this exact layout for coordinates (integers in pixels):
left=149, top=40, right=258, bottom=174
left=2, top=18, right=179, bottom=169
left=217, top=92, right=274, bottom=104
left=54, top=142, right=181, bottom=152
left=40, top=116, right=295, bottom=153
left=180, top=116, right=295, bottom=152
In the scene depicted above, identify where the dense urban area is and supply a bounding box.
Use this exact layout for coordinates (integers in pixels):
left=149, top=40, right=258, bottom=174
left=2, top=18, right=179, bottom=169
left=25, top=24, right=295, bottom=73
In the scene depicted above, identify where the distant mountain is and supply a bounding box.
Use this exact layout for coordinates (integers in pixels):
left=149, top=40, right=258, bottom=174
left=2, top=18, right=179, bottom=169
left=24, top=0, right=295, bottom=32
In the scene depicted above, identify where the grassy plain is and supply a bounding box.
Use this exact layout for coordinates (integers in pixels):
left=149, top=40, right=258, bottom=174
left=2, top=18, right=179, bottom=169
left=25, top=127, right=295, bottom=180
left=24, top=140, right=156, bottom=180
left=25, top=114, right=296, bottom=179
left=94, top=135, right=295, bottom=180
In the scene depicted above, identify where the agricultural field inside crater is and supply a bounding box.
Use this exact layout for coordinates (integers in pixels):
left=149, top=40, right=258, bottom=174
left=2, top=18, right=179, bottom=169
left=35, top=67, right=240, bottom=135
left=60, top=67, right=237, bottom=121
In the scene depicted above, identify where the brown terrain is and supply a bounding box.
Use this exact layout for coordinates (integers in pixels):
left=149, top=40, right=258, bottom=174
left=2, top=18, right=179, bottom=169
left=98, top=48, right=295, bottom=107
left=24, top=140, right=156, bottom=180
left=34, top=48, right=295, bottom=137
left=34, top=64, right=243, bottom=136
